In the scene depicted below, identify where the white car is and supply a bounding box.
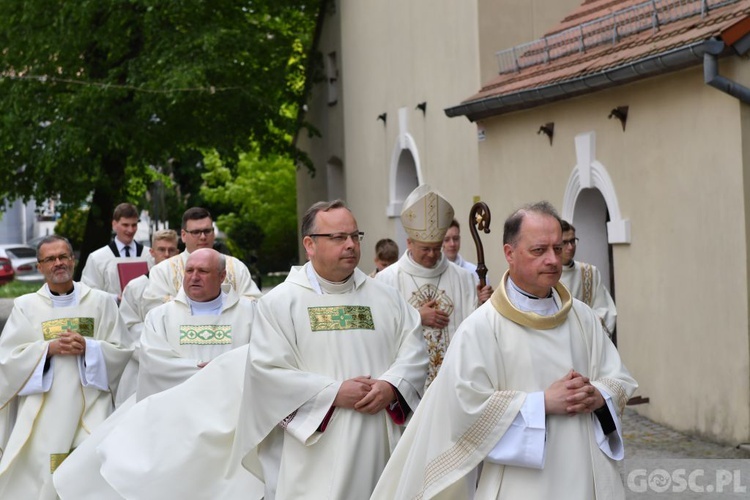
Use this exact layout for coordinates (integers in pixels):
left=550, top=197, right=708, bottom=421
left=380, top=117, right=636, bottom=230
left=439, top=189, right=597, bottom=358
left=0, top=244, right=45, bottom=283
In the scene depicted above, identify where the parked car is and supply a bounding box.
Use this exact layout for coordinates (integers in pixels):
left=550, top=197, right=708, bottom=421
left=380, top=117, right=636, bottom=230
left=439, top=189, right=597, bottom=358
left=0, top=256, right=14, bottom=285
left=0, top=244, right=45, bottom=283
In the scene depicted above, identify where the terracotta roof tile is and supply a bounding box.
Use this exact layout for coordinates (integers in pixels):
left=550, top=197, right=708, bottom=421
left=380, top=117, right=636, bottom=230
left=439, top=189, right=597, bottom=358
left=465, top=0, right=750, bottom=105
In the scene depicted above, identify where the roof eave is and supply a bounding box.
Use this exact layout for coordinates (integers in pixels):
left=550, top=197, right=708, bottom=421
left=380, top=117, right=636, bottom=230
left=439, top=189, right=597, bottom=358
left=445, top=40, right=712, bottom=122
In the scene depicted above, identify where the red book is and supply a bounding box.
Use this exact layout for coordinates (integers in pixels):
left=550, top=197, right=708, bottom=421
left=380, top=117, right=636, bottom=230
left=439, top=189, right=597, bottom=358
left=117, top=261, right=149, bottom=292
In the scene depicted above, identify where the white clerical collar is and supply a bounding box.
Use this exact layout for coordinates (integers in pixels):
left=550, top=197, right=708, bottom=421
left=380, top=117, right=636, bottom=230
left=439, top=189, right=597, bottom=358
left=115, top=237, right=134, bottom=256
left=187, top=292, right=225, bottom=316
left=505, top=277, right=560, bottom=316
left=45, top=282, right=80, bottom=308
left=452, top=253, right=465, bottom=267
left=306, top=263, right=354, bottom=295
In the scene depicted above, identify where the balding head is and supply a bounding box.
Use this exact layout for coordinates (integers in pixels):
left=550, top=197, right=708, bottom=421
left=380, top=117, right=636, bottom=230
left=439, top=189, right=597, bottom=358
left=183, top=248, right=227, bottom=302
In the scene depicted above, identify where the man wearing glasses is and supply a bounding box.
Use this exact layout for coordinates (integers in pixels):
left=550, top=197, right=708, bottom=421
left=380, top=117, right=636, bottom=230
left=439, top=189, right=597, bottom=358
left=237, top=199, right=428, bottom=499
left=376, top=184, right=477, bottom=389
left=143, top=207, right=262, bottom=315
left=0, top=235, right=132, bottom=499
left=559, top=220, right=617, bottom=339
left=80, top=202, right=152, bottom=301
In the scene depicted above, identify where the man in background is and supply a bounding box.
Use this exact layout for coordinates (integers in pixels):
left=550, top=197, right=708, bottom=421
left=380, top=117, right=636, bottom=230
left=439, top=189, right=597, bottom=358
left=143, top=207, right=261, bottom=314
left=116, top=229, right=180, bottom=406
left=81, top=203, right=152, bottom=301
left=369, top=238, right=399, bottom=277
left=559, top=220, right=617, bottom=338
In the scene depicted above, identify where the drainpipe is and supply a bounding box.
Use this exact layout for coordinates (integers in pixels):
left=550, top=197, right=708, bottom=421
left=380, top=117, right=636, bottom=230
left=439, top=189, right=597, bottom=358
left=704, top=38, right=750, bottom=103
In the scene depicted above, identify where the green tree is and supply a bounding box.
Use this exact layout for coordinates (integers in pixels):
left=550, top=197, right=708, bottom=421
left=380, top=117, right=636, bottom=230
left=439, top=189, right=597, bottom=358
left=54, top=207, right=89, bottom=251
left=0, top=0, right=320, bottom=278
left=201, top=146, right=298, bottom=272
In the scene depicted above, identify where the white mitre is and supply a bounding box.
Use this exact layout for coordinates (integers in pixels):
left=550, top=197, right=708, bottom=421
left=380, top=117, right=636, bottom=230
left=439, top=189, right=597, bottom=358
left=400, top=184, right=454, bottom=243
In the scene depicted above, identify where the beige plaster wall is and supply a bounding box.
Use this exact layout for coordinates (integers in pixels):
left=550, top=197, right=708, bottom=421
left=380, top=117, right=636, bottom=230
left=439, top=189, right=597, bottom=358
left=299, top=1, right=484, bottom=268
left=475, top=66, right=750, bottom=443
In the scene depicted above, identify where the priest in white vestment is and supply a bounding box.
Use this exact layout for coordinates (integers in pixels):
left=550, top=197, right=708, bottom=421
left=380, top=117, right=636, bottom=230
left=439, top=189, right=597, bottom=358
left=371, top=201, right=638, bottom=500
left=80, top=203, right=153, bottom=300
left=559, top=219, right=617, bottom=338
left=0, top=236, right=132, bottom=500
left=376, top=185, right=479, bottom=388
left=52, top=247, right=261, bottom=499
left=136, top=247, right=255, bottom=400
left=238, top=200, right=428, bottom=500
left=142, top=206, right=261, bottom=316
left=116, top=229, right=180, bottom=407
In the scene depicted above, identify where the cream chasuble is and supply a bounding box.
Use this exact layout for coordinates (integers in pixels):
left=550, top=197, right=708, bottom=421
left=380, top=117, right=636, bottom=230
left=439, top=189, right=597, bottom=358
left=53, top=345, right=264, bottom=500
left=238, top=263, right=428, bottom=500
left=81, top=244, right=152, bottom=296
left=0, top=284, right=132, bottom=500
left=115, top=274, right=149, bottom=407
left=561, top=260, right=617, bottom=336
left=136, top=287, right=254, bottom=400
left=141, top=250, right=262, bottom=316
left=375, top=251, right=476, bottom=387
left=370, top=272, right=638, bottom=500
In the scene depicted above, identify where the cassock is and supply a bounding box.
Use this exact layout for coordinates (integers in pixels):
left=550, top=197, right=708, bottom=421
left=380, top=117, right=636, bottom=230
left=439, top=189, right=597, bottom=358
left=560, top=260, right=617, bottom=336
left=238, top=263, right=428, bottom=499
left=137, top=287, right=255, bottom=400
left=53, top=346, right=264, bottom=500
left=371, top=272, right=638, bottom=500
left=80, top=242, right=151, bottom=296
left=0, top=283, right=132, bottom=500
left=115, top=274, right=149, bottom=406
left=376, top=251, right=476, bottom=387
left=141, top=250, right=261, bottom=315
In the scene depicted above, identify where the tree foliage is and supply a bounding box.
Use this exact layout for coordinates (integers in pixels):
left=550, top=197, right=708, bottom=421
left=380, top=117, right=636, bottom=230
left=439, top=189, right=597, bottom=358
left=201, top=145, right=298, bottom=272
left=0, top=0, right=320, bottom=276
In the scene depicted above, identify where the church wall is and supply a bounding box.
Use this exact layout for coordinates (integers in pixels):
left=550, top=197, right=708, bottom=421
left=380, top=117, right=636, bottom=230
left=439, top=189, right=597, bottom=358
left=298, top=0, right=484, bottom=269
left=474, top=65, right=750, bottom=444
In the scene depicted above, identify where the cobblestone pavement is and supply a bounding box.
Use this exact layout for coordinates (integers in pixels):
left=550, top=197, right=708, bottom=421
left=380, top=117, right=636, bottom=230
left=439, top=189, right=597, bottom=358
left=623, top=408, right=750, bottom=459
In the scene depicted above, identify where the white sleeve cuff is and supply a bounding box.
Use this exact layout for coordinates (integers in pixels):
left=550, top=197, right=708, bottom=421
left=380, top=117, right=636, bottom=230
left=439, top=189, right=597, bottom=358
left=486, top=391, right=546, bottom=469
left=593, top=390, right=624, bottom=460
left=77, top=339, right=110, bottom=392
left=18, top=345, right=54, bottom=396
left=284, top=383, right=339, bottom=445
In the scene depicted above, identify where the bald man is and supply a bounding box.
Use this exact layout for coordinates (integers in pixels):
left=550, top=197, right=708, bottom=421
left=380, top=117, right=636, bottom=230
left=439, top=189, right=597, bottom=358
left=136, top=248, right=256, bottom=400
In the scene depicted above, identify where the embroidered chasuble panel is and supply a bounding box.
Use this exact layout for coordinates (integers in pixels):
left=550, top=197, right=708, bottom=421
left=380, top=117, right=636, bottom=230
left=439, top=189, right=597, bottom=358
left=179, top=325, right=232, bottom=345
left=580, top=263, right=594, bottom=307
left=307, top=306, right=375, bottom=331
left=42, top=318, right=95, bottom=341
left=407, top=283, right=454, bottom=388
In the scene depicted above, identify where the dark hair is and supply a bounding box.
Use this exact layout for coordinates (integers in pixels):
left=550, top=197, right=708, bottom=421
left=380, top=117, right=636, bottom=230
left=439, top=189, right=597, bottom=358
left=36, top=235, right=74, bottom=259
left=375, top=238, right=399, bottom=261
left=449, top=218, right=460, bottom=230
left=561, top=220, right=575, bottom=232
left=301, top=200, right=349, bottom=237
left=503, top=201, right=562, bottom=246
left=182, top=207, right=212, bottom=229
left=113, top=203, right=139, bottom=221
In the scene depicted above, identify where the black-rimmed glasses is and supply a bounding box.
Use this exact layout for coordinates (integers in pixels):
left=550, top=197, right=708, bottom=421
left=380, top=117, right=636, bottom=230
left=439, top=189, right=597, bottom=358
left=308, top=231, right=365, bottom=244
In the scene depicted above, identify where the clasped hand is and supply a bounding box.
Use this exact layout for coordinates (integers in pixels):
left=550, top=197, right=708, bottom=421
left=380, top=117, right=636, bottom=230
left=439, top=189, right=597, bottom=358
left=544, top=369, right=605, bottom=415
left=48, top=330, right=86, bottom=358
left=334, top=376, right=396, bottom=415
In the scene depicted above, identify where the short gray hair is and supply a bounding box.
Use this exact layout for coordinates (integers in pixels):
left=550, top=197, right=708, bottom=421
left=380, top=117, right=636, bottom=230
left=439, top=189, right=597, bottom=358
left=36, top=235, right=74, bottom=259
